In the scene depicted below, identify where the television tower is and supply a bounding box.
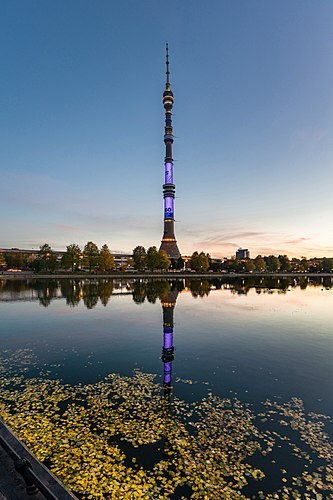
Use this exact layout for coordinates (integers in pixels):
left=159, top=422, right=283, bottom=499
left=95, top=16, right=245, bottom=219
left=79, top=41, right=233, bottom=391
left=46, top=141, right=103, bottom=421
left=159, top=44, right=181, bottom=259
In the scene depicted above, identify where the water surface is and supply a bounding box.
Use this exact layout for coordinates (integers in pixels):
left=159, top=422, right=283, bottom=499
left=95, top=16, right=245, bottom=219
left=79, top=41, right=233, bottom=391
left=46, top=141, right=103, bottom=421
left=0, top=277, right=332, bottom=498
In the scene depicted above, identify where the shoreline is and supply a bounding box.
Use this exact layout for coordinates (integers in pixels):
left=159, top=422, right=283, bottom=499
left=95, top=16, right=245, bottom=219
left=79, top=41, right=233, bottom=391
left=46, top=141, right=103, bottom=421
left=1, top=271, right=333, bottom=280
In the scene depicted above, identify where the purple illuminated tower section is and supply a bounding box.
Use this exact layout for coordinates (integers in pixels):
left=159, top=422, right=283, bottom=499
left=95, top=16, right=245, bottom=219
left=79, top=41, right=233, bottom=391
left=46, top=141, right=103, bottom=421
left=161, top=288, right=179, bottom=386
left=159, top=44, right=181, bottom=260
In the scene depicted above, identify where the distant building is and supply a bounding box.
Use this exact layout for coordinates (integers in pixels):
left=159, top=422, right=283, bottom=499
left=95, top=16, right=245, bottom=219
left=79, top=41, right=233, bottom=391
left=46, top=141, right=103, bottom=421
left=236, top=248, right=250, bottom=259
left=112, top=254, right=132, bottom=270
left=0, top=248, right=64, bottom=263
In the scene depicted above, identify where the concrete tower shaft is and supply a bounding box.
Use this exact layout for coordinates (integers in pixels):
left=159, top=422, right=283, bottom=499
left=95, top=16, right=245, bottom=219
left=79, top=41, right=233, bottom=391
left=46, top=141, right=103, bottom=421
left=159, top=44, right=181, bottom=260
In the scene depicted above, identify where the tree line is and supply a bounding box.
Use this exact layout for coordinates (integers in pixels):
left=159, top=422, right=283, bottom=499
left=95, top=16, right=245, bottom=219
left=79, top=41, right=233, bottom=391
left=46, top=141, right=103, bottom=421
left=132, top=246, right=182, bottom=271
left=133, top=249, right=333, bottom=273
left=1, top=244, right=333, bottom=273
left=211, top=254, right=333, bottom=273
left=0, top=242, right=116, bottom=273
left=1, top=276, right=331, bottom=309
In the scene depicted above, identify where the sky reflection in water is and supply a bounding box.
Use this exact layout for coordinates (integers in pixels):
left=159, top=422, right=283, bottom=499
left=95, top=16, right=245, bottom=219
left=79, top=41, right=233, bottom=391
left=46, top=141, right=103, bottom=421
left=1, top=277, right=332, bottom=413
left=0, top=277, right=333, bottom=498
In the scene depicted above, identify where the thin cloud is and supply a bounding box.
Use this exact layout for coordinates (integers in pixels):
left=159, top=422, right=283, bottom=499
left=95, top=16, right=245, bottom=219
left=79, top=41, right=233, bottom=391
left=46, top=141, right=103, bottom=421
left=179, top=224, right=333, bottom=259
left=284, top=237, right=311, bottom=245
left=196, top=232, right=264, bottom=245
left=55, top=224, right=84, bottom=234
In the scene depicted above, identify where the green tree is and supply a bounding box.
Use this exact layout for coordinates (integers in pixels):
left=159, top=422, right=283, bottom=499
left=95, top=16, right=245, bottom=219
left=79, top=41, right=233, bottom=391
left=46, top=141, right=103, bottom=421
left=4, top=252, right=27, bottom=269
left=156, top=250, right=171, bottom=271
left=169, top=259, right=176, bottom=270
left=15, top=253, right=25, bottom=268
left=210, top=260, right=222, bottom=272
left=4, top=253, right=15, bottom=268
left=189, top=252, right=199, bottom=271
left=43, top=244, right=58, bottom=271
left=190, top=252, right=210, bottom=272
left=300, top=257, right=309, bottom=272
left=61, top=253, right=71, bottom=271
left=290, top=258, right=300, bottom=272
left=244, top=259, right=256, bottom=273
left=0, top=253, right=6, bottom=268
left=200, top=252, right=210, bottom=272
left=170, top=256, right=184, bottom=270
left=254, top=255, right=266, bottom=272
left=132, top=246, right=147, bottom=271
left=221, top=258, right=240, bottom=273
left=83, top=242, right=100, bottom=272
left=265, top=255, right=280, bottom=272
left=176, top=256, right=184, bottom=270
left=278, top=255, right=291, bottom=272
left=321, top=258, right=333, bottom=273
left=62, top=244, right=81, bottom=272
left=99, top=244, right=115, bottom=271
left=147, top=246, right=160, bottom=271
left=33, top=244, right=58, bottom=272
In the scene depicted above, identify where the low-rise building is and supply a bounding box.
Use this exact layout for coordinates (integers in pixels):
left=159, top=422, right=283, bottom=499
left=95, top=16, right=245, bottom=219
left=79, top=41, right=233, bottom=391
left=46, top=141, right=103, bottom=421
left=236, top=248, right=250, bottom=259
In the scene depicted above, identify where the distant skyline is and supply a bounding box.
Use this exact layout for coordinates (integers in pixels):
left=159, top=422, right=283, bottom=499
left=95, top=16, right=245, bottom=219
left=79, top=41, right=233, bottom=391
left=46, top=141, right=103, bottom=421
left=1, top=1, right=333, bottom=258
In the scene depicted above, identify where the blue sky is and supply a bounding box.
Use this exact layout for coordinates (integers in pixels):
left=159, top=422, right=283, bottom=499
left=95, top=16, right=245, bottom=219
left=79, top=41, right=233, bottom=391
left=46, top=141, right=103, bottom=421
left=1, top=0, right=333, bottom=258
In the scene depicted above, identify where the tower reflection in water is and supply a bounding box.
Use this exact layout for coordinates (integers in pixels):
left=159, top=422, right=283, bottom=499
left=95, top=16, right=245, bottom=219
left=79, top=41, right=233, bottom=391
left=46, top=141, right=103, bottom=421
left=160, top=285, right=179, bottom=458
left=161, top=287, right=178, bottom=385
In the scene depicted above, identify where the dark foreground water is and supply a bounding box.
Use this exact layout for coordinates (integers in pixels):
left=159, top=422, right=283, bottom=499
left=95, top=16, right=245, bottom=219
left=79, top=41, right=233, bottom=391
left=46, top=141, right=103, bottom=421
left=0, top=277, right=332, bottom=499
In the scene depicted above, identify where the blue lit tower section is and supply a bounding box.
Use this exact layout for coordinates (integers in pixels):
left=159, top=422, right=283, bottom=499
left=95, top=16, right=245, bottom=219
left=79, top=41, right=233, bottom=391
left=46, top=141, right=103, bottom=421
left=159, top=44, right=181, bottom=260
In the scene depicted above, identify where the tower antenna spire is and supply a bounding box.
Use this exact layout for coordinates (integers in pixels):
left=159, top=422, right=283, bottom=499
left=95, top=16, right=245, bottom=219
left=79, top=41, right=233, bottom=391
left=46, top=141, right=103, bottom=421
left=166, top=42, right=170, bottom=87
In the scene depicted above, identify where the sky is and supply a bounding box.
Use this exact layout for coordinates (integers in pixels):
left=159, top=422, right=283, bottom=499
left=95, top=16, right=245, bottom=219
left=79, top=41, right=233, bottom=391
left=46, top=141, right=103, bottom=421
left=1, top=0, right=333, bottom=258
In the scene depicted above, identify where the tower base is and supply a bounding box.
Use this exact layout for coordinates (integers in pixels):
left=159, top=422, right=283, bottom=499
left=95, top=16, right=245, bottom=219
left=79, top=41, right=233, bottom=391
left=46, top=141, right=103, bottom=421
left=160, top=219, right=180, bottom=259
left=159, top=240, right=181, bottom=260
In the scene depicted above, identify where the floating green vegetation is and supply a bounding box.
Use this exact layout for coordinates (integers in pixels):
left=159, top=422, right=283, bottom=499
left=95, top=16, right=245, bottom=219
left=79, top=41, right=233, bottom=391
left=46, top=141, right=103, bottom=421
left=0, top=351, right=333, bottom=499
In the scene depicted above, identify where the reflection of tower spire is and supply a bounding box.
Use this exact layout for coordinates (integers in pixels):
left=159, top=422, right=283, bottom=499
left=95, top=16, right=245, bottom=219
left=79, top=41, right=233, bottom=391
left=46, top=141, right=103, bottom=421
left=159, top=44, right=181, bottom=259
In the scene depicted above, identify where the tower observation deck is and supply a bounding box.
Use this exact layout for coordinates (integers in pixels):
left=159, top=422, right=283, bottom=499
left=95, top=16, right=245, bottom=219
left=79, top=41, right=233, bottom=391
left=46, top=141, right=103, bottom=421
left=159, top=44, right=181, bottom=260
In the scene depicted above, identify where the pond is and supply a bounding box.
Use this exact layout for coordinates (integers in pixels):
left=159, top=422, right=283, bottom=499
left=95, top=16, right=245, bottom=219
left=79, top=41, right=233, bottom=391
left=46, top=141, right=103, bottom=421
left=0, top=277, right=332, bottom=499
